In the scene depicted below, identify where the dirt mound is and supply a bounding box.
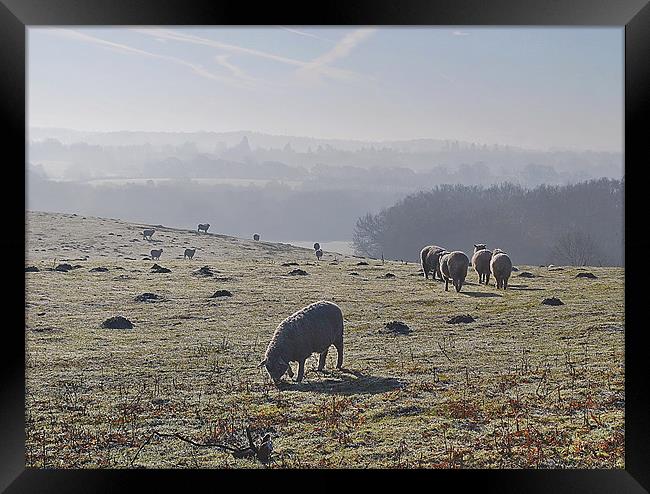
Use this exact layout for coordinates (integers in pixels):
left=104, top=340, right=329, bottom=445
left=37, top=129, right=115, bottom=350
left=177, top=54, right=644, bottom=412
left=447, top=314, right=475, bottom=324
left=210, top=290, right=233, bottom=298
left=287, top=269, right=308, bottom=276
left=512, top=266, right=519, bottom=272
left=134, top=293, right=164, bottom=302
left=518, top=272, right=536, bottom=278
left=151, top=264, right=171, bottom=273
left=101, top=316, right=134, bottom=329
left=89, top=267, right=109, bottom=272
left=356, top=261, right=369, bottom=266
left=54, top=263, right=74, bottom=272
left=193, top=266, right=215, bottom=277
left=281, top=262, right=299, bottom=267
left=381, top=321, right=412, bottom=335
left=25, top=266, right=40, bottom=272
left=381, top=273, right=396, bottom=278
left=542, top=297, right=564, bottom=306
left=349, top=272, right=359, bottom=276
left=576, top=272, right=598, bottom=279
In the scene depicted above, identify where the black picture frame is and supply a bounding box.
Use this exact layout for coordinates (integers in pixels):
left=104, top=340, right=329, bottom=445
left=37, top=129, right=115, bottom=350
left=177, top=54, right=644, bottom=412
left=5, top=0, right=648, bottom=491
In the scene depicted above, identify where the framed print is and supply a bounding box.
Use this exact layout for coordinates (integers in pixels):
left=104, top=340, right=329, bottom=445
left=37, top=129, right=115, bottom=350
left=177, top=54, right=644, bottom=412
left=3, top=0, right=649, bottom=491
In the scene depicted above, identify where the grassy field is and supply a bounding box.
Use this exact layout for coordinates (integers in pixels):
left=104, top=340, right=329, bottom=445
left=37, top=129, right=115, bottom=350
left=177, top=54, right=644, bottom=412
left=25, top=210, right=624, bottom=468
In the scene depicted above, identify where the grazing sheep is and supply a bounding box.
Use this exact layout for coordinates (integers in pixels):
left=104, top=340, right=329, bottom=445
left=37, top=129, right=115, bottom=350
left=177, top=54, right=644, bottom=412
left=315, top=248, right=323, bottom=261
left=440, top=251, right=469, bottom=292
left=420, top=245, right=446, bottom=280
left=260, top=300, right=344, bottom=385
left=198, top=223, right=210, bottom=233
left=253, top=233, right=260, bottom=241
left=150, top=249, right=163, bottom=260
left=143, top=229, right=155, bottom=240
left=313, top=242, right=320, bottom=251
left=184, top=248, right=196, bottom=260
left=471, top=244, right=493, bottom=285
left=490, top=249, right=513, bottom=289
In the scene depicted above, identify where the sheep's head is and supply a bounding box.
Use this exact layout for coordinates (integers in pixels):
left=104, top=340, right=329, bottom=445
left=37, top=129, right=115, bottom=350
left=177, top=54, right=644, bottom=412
left=474, top=244, right=487, bottom=252
left=493, top=248, right=504, bottom=255
left=259, top=356, right=289, bottom=385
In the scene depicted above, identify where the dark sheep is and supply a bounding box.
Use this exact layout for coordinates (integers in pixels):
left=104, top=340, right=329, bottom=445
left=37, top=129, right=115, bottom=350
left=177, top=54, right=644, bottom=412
left=143, top=229, right=155, bottom=240
left=150, top=248, right=163, bottom=260
left=253, top=234, right=260, bottom=241
left=198, top=223, right=210, bottom=233
left=260, top=301, right=344, bottom=385
left=420, top=245, right=446, bottom=280
left=184, top=248, right=196, bottom=260
left=315, top=248, right=323, bottom=261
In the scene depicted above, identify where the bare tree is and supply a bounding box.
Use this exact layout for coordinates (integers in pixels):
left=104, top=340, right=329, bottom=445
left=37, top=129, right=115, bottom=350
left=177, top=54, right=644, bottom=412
left=352, top=212, right=383, bottom=258
left=549, top=230, right=604, bottom=266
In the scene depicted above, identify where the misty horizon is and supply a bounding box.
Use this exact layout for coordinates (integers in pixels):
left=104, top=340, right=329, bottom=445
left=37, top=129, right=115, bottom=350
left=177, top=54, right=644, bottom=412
left=29, top=126, right=621, bottom=154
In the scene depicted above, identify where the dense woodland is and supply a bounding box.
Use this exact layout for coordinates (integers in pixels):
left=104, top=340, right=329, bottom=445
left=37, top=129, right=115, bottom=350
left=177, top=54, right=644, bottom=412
left=352, top=178, right=624, bottom=266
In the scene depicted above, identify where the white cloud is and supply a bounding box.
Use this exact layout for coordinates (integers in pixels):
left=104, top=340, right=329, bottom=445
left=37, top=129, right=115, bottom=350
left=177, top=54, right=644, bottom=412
left=131, top=28, right=361, bottom=82
left=278, top=26, right=335, bottom=43
left=298, top=28, right=376, bottom=81
left=41, top=29, right=248, bottom=87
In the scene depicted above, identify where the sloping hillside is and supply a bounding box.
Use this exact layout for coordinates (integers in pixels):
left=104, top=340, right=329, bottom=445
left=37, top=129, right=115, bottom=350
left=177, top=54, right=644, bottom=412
left=25, top=211, right=624, bottom=469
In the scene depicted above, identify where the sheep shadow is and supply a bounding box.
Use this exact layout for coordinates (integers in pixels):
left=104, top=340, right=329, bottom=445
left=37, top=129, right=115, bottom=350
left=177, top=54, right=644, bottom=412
left=507, top=285, right=545, bottom=291
left=460, top=291, right=502, bottom=298
left=286, top=368, right=404, bottom=395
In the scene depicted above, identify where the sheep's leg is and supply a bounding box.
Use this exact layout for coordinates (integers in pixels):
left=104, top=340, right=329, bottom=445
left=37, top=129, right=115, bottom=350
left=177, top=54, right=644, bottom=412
left=445, top=278, right=449, bottom=291
left=296, top=360, right=305, bottom=382
left=486, top=272, right=490, bottom=285
left=318, top=349, right=328, bottom=371
left=335, top=340, right=344, bottom=369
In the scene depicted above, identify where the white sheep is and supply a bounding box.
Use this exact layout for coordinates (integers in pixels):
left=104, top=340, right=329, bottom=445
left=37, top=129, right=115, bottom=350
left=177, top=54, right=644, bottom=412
left=490, top=249, right=513, bottom=289
left=259, top=301, right=344, bottom=385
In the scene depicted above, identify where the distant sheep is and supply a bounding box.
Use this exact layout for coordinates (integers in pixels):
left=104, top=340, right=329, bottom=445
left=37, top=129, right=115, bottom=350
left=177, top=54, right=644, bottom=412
left=253, top=233, right=260, bottom=241
left=260, top=300, right=344, bottom=385
left=490, top=249, right=513, bottom=289
left=471, top=244, right=493, bottom=285
left=143, top=229, right=155, bottom=240
left=440, top=251, right=469, bottom=292
left=315, top=248, right=323, bottom=261
left=420, top=245, right=446, bottom=280
left=184, top=248, right=196, bottom=260
left=198, top=223, right=210, bottom=233
left=150, top=249, right=163, bottom=260
left=313, top=242, right=321, bottom=251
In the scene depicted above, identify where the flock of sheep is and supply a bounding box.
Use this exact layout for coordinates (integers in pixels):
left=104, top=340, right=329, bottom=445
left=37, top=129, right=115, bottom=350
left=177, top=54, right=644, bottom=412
left=140, top=224, right=513, bottom=386
left=142, top=224, right=255, bottom=261
left=420, top=244, right=513, bottom=292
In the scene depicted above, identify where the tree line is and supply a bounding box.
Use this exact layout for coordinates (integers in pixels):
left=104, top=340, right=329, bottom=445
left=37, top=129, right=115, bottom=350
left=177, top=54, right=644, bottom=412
left=352, top=178, right=624, bottom=266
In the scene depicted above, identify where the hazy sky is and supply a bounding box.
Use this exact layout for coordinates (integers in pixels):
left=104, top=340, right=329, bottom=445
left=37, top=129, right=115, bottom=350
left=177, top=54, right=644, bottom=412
left=29, top=27, right=623, bottom=151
